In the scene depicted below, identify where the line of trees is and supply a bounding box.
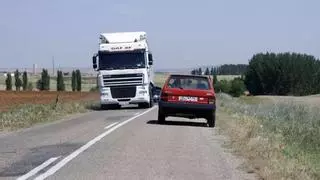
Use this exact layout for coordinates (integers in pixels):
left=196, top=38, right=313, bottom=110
left=191, top=64, right=248, bottom=76
left=244, top=52, right=320, bottom=96
left=5, top=69, right=82, bottom=92
left=71, top=69, right=82, bottom=92
left=5, top=70, right=29, bottom=91
left=191, top=52, right=320, bottom=97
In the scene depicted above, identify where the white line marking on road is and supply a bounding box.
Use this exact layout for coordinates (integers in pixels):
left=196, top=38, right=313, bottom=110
left=17, top=156, right=60, bottom=180
left=34, top=106, right=157, bottom=180
left=104, top=122, right=118, bottom=129
left=134, top=112, right=140, bottom=116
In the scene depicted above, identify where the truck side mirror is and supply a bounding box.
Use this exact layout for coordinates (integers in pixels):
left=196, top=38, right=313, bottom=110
left=92, top=56, right=97, bottom=70
left=148, top=53, right=153, bottom=65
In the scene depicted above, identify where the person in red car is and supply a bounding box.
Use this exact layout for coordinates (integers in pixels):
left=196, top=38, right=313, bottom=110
left=158, top=74, right=216, bottom=127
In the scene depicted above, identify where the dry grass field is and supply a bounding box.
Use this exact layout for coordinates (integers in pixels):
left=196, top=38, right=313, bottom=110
left=218, top=93, right=320, bottom=180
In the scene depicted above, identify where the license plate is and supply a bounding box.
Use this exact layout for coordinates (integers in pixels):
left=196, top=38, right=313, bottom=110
left=178, top=96, right=198, bottom=102
left=119, top=101, right=129, bottom=105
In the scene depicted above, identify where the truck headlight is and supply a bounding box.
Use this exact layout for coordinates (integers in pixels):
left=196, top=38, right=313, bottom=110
left=138, top=85, right=147, bottom=90
left=139, top=90, right=147, bottom=94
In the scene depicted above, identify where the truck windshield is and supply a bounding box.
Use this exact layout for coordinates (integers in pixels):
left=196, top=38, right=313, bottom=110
left=98, top=51, right=146, bottom=70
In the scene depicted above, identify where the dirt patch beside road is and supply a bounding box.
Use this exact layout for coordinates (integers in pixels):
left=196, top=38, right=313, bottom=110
left=0, top=91, right=99, bottom=112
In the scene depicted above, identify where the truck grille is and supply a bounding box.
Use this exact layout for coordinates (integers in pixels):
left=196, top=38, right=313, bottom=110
left=102, top=73, right=143, bottom=87
left=110, top=86, right=136, bottom=98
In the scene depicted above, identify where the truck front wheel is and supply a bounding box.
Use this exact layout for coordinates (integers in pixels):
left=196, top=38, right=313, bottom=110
left=138, top=86, right=154, bottom=109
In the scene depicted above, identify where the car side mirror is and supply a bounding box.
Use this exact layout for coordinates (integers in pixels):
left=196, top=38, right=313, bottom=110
left=148, top=53, right=153, bottom=65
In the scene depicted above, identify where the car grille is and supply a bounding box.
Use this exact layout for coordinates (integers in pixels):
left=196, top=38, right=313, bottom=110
left=102, top=73, right=143, bottom=87
left=110, top=86, right=136, bottom=98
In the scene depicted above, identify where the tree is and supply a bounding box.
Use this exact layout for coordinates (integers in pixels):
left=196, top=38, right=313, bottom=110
left=210, top=67, right=214, bottom=76
left=5, top=73, right=12, bottom=91
left=14, top=69, right=22, bottom=91
left=204, top=67, right=210, bottom=75
left=56, top=70, right=65, bottom=91
left=71, top=70, right=77, bottom=91
left=22, top=71, right=28, bottom=91
left=198, top=68, right=202, bottom=75
left=38, top=69, right=50, bottom=91
left=76, top=69, right=82, bottom=91
left=213, top=74, right=218, bottom=86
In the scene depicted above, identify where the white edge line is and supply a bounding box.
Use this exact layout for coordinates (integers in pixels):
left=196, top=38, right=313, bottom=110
left=17, top=156, right=60, bottom=180
left=34, top=106, right=157, bottom=180
left=104, top=122, right=119, bottom=129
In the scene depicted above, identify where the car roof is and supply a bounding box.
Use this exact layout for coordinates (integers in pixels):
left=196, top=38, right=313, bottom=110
left=168, top=74, right=210, bottom=79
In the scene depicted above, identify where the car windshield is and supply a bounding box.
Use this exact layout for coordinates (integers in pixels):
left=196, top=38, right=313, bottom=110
left=167, top=76, right=210, bottom=90
left=98, top=51, right=146, bottom=70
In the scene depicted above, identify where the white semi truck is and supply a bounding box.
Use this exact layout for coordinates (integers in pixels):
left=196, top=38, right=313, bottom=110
left=92, top=31, right=155, bottom=109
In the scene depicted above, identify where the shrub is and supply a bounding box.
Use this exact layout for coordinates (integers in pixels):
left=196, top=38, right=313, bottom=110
left=215, top=80, right=231, bottom=93
left=27, top=82, right=33, bottom=90
left=229, top=78, right=246, bottom=97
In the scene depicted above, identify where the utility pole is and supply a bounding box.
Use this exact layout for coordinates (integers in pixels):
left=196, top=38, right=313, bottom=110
left=52, top=56, right=55, bottom=76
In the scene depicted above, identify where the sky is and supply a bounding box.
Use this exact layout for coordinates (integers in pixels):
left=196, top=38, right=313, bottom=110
left=0, top=0, right=319, bottom=70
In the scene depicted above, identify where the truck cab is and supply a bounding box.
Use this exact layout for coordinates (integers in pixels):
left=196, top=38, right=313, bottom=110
left=92, top=32, right=155, bottom=109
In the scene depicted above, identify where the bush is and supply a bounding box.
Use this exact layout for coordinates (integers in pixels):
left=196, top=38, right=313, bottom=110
left=215, top=80, right=231, bottom=93
left=245, top=52, right=320, bottom=96
left=5, top=73, right=12, bottom=91
left=27, top=82, right=33, bottom=90
left=89, top=86, right=99, bottom=92
left=229, top=78, right=246, bottom=97
left=214, top=78, right=245, bottom=97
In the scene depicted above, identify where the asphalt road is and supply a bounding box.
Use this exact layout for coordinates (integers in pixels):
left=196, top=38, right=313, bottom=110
left=0, top=105, right=257, bottom=180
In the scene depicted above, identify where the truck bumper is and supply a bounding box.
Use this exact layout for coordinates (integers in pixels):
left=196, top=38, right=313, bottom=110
left=100, top=94, right=150, bottom=106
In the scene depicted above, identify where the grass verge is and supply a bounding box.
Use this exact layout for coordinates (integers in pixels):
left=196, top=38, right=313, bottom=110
left=0, top=101, right=99, bottom=131
left=216, top=93, right=320, bottom=180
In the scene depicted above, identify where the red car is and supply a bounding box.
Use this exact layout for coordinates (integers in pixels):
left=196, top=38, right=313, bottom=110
left=158, top=74, right=216, bottom=127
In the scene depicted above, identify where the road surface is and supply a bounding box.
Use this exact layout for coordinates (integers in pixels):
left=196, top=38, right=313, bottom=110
left=0, top=105, right=257, bottom=180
